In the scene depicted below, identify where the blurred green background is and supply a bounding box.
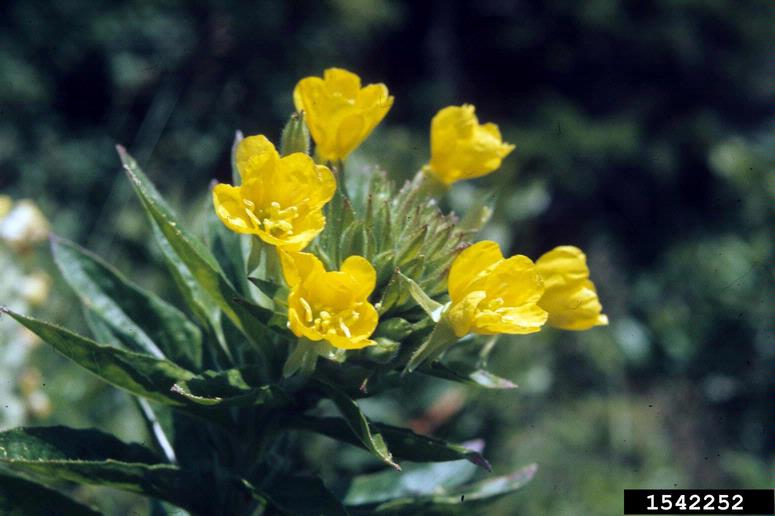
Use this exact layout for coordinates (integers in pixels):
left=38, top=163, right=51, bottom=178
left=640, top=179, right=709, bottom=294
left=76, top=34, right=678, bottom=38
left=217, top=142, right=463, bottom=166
left=1, top=1, right=772, bottom=514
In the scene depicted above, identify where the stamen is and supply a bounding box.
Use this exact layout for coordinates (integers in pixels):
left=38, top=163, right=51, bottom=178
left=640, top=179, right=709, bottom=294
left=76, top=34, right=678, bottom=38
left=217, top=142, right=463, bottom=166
left=299, top=297, right=313, bottom=323
left=339, top=319, right=351, bottom=338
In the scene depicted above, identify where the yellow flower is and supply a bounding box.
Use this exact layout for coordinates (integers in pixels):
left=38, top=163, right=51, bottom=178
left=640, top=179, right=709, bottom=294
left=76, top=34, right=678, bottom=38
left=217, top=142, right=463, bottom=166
left=293, top=68, right=394, bottom=161
left=535, top=246, right=608, bottom=331
left=424, top=104, right=515, bottom=185
left=280, top=251, right=379, bottom=349
left=446, top=240, right=547, bottom=337
left=212, top=135, right=336, bottom=251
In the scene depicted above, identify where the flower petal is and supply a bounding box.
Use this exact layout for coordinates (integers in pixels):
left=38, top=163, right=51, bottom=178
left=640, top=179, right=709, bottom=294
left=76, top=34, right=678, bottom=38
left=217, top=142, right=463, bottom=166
left=448, top=240, right=504, bottom=302
left=212, top=184, right=254, bottom=234
left=341, top=255, right=376, bottom=299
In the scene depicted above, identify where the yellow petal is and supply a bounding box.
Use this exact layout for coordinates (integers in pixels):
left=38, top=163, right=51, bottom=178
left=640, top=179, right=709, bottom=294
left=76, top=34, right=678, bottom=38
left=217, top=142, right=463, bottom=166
left=426, top=104, right=513, bottom=185
left=473, top=304, right=548, bottom=335
left=448, top=240, right=504, bottom=302
left=447, top=290, right=487, bottom=337
left=535, top=246, right=607, bottom=331
left=341, top=255, right=376, bottom=299
left=280, top=250, right=325, bottom=289
left=236, top=135, right=278, bottom=180
left=324, top=67, right=362, bottom=98
left=212, top=184, right=254, bottom=234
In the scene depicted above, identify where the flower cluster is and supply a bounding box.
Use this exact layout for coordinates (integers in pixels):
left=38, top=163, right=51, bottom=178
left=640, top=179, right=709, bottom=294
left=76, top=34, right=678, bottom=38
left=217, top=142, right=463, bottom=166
left=213, top=67, right=607, bottom=356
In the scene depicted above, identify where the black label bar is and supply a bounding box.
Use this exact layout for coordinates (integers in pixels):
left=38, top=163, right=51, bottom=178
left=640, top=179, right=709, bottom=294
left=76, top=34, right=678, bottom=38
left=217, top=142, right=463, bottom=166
left=624, top=489, right=775, bottom=514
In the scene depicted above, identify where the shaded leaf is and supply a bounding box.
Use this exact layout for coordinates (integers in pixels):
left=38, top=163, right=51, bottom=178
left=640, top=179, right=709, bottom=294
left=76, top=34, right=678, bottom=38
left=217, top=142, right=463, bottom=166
left=404, top=317, right=458, bottom=374
left=52, top=236, right=202, bottom=369
left=0, top=426, right=217, bottom=514
left=289, top=416, right=489, bottom=469
left=119, top=146, right=274, bottom=365
left=343, top=444, right=483, bottom=505
left=316, top=381, right=400, bottom=470
left=171, top=367, right=289, bottom=408
left=0, top=472, right=102, bottom=516
left=420, top=361, right=518, bottom=390
left=2, top=309, right=194, bottom=406
left=256, top=474, right=349, bottom=516
left=349, top=464, right=538, bottom=516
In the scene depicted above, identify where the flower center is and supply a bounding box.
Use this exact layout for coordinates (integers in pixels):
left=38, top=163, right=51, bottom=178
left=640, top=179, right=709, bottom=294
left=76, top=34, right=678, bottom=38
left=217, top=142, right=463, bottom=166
left=299, top=297, right=362, bottom=338
left=244, top=199, right=299, bottom=237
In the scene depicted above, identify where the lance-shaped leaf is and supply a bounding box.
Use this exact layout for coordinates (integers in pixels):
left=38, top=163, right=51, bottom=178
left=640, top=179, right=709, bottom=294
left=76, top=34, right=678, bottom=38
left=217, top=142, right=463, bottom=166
left=255, top=473, right=349, bottom=516
left=420, top=361, right=517, bottom=390
left=0, top=426, right=218, bottom=514
left=398, top=272, right=444, bottom=322
left=404, top=317, right=459, bottom=374
left=118, top=146, right=273, bottom=362
left=316, top=381, right=400, bottom=470
left=0, top=472, right=102, bottom=516
left=348, top=463, right=538, bottom=516
left=343, top=442, right=484, bottom=505
left=289, top=416, right=490, bottom=470
left=52, top=236, right=202, bottom=370
left=2, top=309, right=195, bottom=406
left=170, top=367, right=289, bottom=408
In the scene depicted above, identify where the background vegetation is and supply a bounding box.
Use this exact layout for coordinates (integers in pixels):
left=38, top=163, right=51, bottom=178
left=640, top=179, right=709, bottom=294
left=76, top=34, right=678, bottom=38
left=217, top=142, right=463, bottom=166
left=1, top=1, right=772, bottom=514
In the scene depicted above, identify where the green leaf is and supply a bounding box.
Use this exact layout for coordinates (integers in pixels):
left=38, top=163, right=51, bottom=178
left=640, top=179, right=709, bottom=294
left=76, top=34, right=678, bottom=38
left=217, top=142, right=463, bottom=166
left=343, top=447, right=482, bottom=506
left=118, top=146, right=274, bottom=365
left=289, top=416, right=489, bottom=469
left=151, top=220, right=217, bottom=331
left=404, top=317, right=459, bottom=374
left=205, top=194, right=251, bottom=298
left=2, top=309, right=195, bottom=406
left=316, top=381, right=400, bottom=470
left=0, top=472, right=102, bottom=516
left=349, top=464, right=538, bottom=516
left=397, top=272, right=444, bottom=322
left=0, top=426, right=228, bottom=514
left=170, top=367, right=288, bottom=408
left=52, top=236, right=202, bottom=370
left=257, top=474, right=349, bottom=516
left=420, top=361, right=517, bottom=390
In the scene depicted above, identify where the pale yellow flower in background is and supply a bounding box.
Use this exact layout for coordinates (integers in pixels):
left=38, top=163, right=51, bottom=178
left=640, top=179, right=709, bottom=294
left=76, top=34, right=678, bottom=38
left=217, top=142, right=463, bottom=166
left=212, top=135, right=336, bottom=251
left=0, top=199, right=50, bottom=252
left=535, top=246, right=608, bottom=331
left=280, top=251, right=378, bottom=349
left=424, top=104, right=515, bottom=185
left=294, top=68, right=394, bottom=161
left=446, top=240, right=547, bottom=337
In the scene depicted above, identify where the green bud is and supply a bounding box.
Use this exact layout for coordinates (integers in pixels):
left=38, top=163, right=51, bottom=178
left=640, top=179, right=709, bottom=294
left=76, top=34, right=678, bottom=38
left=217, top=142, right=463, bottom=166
left=363, top=337, right=401, bottom=364
left=280, top=111, right=310, bottom=156
left=374, top=317, right=413, bottom=341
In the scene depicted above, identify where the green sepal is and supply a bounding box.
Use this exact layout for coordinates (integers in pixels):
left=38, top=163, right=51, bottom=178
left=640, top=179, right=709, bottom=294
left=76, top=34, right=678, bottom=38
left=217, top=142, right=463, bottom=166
left=398, top=272, right=445, bottom=322
left=279, top=111, right=311, bottom=156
